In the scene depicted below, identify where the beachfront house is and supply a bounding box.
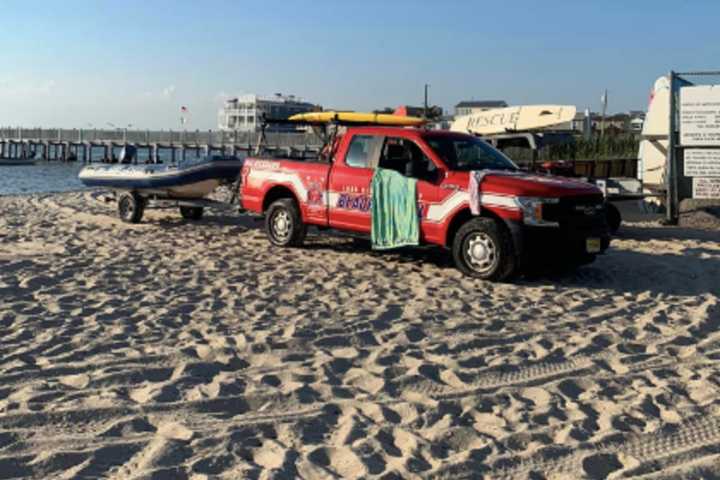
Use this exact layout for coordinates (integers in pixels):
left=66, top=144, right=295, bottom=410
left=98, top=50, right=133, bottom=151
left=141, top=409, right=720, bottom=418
left=218, top=94, right=320, bottom=132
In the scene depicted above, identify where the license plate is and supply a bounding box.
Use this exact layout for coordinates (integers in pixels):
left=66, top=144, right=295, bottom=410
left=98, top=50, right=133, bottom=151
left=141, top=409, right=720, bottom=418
left=586, top=238, right=601, bottom=253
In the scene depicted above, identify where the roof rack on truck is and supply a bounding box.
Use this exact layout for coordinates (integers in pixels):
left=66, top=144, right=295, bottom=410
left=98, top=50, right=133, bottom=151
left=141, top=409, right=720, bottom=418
left=256, top=112, right=427, bottom=161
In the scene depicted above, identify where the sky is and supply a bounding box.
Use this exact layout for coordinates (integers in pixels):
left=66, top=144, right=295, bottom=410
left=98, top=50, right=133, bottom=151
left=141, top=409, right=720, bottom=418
left=1, top=0, right=718, bottom=130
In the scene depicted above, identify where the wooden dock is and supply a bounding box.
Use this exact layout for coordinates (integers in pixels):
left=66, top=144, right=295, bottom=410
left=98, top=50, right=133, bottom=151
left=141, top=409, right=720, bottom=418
left=0, top=127, right=322, bottom=163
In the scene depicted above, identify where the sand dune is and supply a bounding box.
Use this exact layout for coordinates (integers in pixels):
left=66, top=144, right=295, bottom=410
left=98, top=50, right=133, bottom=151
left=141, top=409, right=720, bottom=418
left=0, top=191, right=719, bottom=479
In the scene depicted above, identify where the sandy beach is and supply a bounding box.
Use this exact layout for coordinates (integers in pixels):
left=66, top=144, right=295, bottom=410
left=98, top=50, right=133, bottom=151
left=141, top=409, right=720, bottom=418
left=0, top=191, right=719, bottom=479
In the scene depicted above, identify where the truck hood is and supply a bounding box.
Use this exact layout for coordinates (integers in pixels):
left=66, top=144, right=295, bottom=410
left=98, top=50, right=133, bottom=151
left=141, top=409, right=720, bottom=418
left=446, top=171, right=602, bottom=198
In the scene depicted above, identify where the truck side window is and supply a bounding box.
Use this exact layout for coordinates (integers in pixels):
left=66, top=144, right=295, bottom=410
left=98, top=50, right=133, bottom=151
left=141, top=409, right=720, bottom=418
left=379, top=138, right=438, bottom=183
left=345, top=135, right=382, bottom=168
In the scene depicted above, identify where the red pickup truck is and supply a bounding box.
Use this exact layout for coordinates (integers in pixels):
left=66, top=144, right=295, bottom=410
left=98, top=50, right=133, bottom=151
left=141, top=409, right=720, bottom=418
left=239, top=126, right=610, bottom=280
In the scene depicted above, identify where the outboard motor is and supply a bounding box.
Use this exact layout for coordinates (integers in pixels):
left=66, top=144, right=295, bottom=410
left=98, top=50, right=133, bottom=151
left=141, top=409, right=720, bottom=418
left=119, top=145, right=137, bottom=164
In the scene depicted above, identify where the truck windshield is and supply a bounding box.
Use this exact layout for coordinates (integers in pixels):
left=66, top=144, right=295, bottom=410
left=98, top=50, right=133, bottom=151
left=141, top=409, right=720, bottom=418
left=426, top=136, right=518, bottom=172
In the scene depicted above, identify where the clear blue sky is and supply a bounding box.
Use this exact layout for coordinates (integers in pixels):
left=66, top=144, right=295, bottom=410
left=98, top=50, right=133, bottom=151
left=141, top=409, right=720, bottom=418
left=1, top=0, right=717, bottom=129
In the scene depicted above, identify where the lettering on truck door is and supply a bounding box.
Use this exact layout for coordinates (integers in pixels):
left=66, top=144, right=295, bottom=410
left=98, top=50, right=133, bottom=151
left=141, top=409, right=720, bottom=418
left=328, top=134, right=383, bottom=232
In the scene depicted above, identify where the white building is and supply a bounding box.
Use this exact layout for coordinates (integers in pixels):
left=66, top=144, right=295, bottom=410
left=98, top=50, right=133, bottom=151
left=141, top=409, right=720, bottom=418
left=218, top=94, right=319, bottom=132
left=630, top=116, right=645, bottom=132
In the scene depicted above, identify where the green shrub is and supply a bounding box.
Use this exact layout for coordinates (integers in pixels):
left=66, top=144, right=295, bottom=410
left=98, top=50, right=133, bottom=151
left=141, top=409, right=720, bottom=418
left=504, top=134, right=640, bottom=162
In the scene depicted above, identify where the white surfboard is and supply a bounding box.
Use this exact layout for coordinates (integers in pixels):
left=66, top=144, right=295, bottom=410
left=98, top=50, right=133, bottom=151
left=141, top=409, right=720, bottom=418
left=451, top=105, right=577, bottom=135
left=637, top=76, right=670, bottom=188
left=637, top=75, right=699, bottom=189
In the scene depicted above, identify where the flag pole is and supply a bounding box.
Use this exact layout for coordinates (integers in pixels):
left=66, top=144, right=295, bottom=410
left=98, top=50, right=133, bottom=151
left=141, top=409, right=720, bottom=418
left=180, top=106, right=188, bottom=144
left=600, top=89, right=608, bottom=138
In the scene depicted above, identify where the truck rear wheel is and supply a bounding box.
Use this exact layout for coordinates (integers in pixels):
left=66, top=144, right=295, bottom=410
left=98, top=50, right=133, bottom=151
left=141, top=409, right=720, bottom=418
left=265, top=198, right=306, bottom=247
left=452, top=217, right=516, bottom=281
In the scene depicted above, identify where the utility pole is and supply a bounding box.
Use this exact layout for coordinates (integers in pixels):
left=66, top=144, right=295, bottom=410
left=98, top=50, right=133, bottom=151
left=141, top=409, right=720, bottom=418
left=600, top=89, right=608, bottom=137
left=583, top=108, right=592, bottom=141
left=424, top=84, right=429, bottom=118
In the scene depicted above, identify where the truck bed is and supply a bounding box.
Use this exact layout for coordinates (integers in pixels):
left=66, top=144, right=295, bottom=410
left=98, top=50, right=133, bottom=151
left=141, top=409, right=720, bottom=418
left=241, top=156, right=332, bottom=225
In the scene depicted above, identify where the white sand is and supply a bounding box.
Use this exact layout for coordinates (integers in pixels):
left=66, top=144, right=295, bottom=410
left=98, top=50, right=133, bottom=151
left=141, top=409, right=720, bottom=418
left=0, top=191, right=719, bottom=479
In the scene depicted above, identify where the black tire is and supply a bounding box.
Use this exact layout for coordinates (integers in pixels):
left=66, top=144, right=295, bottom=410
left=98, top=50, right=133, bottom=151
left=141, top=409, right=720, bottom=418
left=180, top=206, right=204, bottom=220
left=452, top=217, right=516, bottom=281
left=606, top=203, right=621, bottom=234
left=117, top=192, right=145, bottom=223
left=265, top=198, right=306, bottom=247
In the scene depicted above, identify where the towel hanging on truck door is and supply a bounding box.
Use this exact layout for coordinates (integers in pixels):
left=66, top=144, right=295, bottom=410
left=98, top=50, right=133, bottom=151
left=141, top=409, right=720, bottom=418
left=370, top=168, right=420, bottom=250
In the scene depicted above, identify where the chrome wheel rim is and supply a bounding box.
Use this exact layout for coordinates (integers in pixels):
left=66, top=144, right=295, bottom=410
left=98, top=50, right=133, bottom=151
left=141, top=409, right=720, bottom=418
left=272, top=210, right=291, bottom=241
left=466, top=233, right=497, bottom=274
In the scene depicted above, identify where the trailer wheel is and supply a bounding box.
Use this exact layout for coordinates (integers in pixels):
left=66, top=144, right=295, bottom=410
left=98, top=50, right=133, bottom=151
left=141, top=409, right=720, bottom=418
left=180, top=206, right=204, bottom=220
left=452, top=217, right=516, bottom=281
left=265, top=198, right=306, bottom=247
left=606, top=203, right=621, bottom=234
left=117, top=192, right=145, bottom=224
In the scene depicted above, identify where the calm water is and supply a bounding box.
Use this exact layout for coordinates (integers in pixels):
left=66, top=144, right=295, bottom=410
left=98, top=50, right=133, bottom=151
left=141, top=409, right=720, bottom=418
left=0, top=163, right=87, bottom=196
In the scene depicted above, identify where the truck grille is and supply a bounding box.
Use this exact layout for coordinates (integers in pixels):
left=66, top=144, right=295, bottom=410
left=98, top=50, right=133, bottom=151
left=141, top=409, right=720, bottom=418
left=543, top=194, right=605, bottom=226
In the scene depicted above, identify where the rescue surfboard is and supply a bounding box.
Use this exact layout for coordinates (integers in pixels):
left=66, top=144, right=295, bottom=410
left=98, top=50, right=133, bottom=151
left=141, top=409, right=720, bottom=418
left=289, top=111, right=426, bottom=126
left=451, top=105, right=576, bottom=135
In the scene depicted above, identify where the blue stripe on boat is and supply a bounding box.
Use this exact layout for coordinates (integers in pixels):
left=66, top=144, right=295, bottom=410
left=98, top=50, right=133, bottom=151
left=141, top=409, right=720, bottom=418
left=79, top=157, right=243, bottom=190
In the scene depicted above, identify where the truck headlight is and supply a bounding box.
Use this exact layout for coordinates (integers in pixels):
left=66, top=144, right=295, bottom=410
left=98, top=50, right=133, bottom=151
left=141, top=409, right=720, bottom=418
left=516, top=197, right=559, bottom=226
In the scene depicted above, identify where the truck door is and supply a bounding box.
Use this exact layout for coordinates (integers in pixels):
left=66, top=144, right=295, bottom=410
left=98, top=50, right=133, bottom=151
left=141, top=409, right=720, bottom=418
left=328, top=134, right=383, bottom=232
left=377, top=137, right=443, bottom=242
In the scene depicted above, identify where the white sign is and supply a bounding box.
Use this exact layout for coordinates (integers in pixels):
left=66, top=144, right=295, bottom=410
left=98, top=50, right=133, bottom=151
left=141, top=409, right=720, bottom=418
left=684, top=149, right=720, bottom=177
left=693, top=177, right=720, bottom=199
left=680, top=85, right=720, bottom=146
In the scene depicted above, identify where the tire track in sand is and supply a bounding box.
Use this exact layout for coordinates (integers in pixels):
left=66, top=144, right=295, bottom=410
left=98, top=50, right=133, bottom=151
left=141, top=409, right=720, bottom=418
left=428, top=412, right=720, bottom=479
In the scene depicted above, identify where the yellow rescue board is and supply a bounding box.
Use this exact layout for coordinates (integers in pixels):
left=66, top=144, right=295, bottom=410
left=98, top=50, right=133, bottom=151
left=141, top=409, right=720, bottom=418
left=289, top=111, right=426, bottom=126
left=451, top=105, right=576, bottom=135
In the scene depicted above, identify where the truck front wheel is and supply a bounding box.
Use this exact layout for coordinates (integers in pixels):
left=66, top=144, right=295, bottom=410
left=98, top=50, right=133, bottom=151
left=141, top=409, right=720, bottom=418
left=265, top=198, right=307, bottom=247
left=452, top=217, right=516, bottom=281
